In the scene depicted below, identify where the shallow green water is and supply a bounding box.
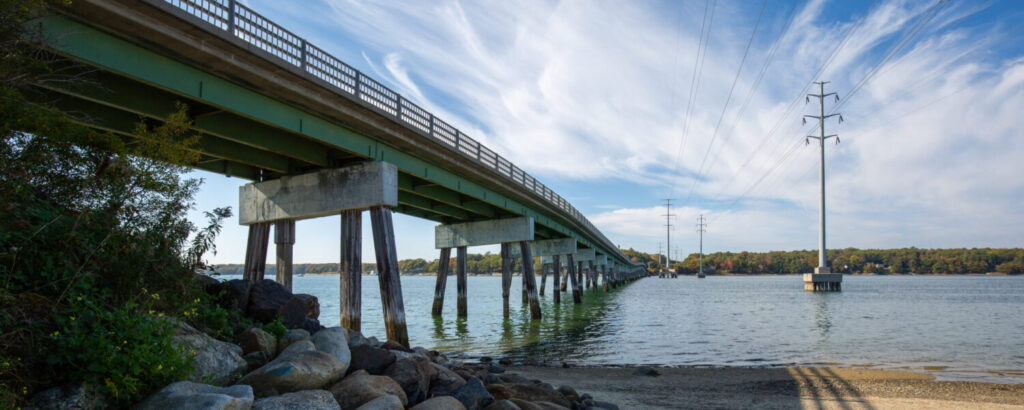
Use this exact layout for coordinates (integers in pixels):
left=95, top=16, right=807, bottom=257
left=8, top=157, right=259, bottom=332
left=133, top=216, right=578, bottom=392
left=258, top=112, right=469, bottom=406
left=226, top=274, right=1024, bottom=383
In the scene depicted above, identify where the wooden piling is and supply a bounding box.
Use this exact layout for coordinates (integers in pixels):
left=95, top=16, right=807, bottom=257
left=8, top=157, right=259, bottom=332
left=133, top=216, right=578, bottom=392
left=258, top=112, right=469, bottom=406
left=369, top=206, right=409, bottom=347
left=567, top=254, right=581, bottom=304
left=339, top=210, right=361, bottom=331
left=539, top=263, right=547, bottom=296
left=500, top=243, right=513, bottom=317
left=519, top=241, right=542, bottom=319
left=552, top=254, right=562, bottom=304
left=274, top=220, right=295, bottom=291
left=243, top=222, right=270, bottom=281
left=602, top=265, right=609, bottom=292
left=589, top=261, right=598, bottom=295
left=431, top=247, right=451, bottom=316
left=456, top=245, right=468, bottom=317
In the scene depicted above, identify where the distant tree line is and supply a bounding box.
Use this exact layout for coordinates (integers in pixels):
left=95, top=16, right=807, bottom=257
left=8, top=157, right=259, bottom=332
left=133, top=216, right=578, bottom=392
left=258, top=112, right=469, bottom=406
left=212, top=252, right=538, bottom=276
left=668, top=248, right=1024, bottom=275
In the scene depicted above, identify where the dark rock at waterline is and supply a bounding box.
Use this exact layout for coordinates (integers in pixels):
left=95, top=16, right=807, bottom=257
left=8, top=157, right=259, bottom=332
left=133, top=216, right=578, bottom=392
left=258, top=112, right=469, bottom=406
left=496, top=373, right=532, bottom=385
left=135, top=381, right=253, bottom=410
left=632, top=367, right=660, bottom=377
left=452, top=377, right=494, bottom=410
left=329, top=370, right=408, bottom=409
left=498, top=358, right=512, bottom=366
left=485, top=384, right=571, bottom=408
left=486, top=363, right=506, bottom=374
left=410, top=396, right=467, bottom=410
left=482, top=373, right=503, bottom=385
left=348, top=344, right=397, bottom=375
left=223, top=279, right=253, bottom=312
left=248, top=279, right=295, bottom=323
left=479, top=356, right=493, bottom=363
left=251, top=389, right=340, bottom=410
left=29, top=382, right=108, bottom=410
left=383, top=356, right=433, bottom=405
left=556, top=385, right=579, bottom=403
left=293, top=293, right=320, bottom=319
left=381, top=339, right=413, bottom=352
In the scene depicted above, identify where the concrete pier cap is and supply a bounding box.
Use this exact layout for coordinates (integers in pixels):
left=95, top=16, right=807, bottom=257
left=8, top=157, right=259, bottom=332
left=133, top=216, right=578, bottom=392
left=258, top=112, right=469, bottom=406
left=238, top=161, right=398, bottom=225
left=434, top=217, right=534, bottom=248
left=574, top=248, right=596, bottom=262
left=596, top=255, right=608, bottom=267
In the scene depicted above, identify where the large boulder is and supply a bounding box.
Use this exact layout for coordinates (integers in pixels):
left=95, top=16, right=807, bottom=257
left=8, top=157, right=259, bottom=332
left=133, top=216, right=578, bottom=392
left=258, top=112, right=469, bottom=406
left=483, top=400, right=522, bottom=410
left=508, top=399, right=543, bottom=410
left=452, top=378, right=493, bottom=410
left=174, top=322, right=248, bottom=385
left=28, top=382, right=107, bottom=410
left=251, top=389, right=340, bottom=410
left=484, top=384, right=570, bottom=408
left=353, top=394, right=404, bottom=410
left=222, top=279, right=254, bottom=312
left=293, top=294, right=320, bottom=319
left=348, top=344, right=396, bottom=375
left=427, top=362, right=466, bottom=397
left=347, top=329, right=369, bottom=349
left=383, top=356, right=432, bottom=405
left=134, top=381, right=253, bottom=410
left=410, top=396, right=467, bottom=410
left=311, top=327, right=351, bottom=374
left=248, top=279, right=294, bottom=323
left=329, top=370, right=408, bottom=410
left=277, top=329, right=311, bottom=356
left=235, top=346, right=346, bottom=397
left=239, top=327, right=277, bottom=358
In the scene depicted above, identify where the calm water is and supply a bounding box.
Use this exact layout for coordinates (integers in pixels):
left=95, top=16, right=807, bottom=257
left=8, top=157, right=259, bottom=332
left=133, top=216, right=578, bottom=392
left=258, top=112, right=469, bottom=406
left=228, top=274, right=1024, bottom=383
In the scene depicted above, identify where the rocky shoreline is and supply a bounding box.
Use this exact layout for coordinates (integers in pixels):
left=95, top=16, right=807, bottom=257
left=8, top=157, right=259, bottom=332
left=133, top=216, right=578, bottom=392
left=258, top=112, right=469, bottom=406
left=27, top=277, right=616, bottom=410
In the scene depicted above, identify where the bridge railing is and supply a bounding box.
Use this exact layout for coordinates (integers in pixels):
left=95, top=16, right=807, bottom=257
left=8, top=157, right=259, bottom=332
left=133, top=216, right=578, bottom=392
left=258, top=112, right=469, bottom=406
left=159, top=0, right=626, bottom=262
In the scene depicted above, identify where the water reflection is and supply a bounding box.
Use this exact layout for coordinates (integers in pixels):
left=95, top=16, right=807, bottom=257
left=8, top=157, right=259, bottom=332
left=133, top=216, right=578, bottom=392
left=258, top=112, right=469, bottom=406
left=814, top=294, right=833, bottom=341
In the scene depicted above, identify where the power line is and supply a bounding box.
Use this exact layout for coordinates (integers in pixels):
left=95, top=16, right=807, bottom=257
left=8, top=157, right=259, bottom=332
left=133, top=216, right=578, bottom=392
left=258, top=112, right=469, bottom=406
left=804, top=81, right=843, bottom=271
left=662, top=198, right=676, bottom=269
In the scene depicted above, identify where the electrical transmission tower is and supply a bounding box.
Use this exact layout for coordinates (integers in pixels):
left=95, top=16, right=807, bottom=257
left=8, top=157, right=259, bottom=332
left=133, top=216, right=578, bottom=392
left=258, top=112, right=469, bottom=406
left=696, top=215, right=707, bottom=278
left=803, top=81, right=843, bottom=274
left=662, top=199, right=675, bottom=271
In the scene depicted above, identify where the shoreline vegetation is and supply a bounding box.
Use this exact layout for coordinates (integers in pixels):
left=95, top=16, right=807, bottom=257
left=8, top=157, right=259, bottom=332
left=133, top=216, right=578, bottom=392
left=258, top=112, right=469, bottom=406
left=209, top=246, right=1024, bottom=277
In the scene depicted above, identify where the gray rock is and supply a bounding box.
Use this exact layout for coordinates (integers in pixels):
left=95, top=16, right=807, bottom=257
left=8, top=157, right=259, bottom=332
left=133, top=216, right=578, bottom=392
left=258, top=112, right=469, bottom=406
left=427, top=362, right=466, bottom=397
left=508, top=399, right=543, bottom=410
left=347, top=329, right=369, bottom=349
left=328, top=370, right=408, bottom=410
left=348, top=344, right=396, bottom=375
left=239, top=327, right=277, bottom=358
left=244, top=351, right=270, bottom=372
left=366, top=336, right=381, bottom=347
left=174, top=323, right=248, bottom=385
left=486, top=363, right=505, bottom=374
left=280, top=339, right=315, bottom=357
left=531, top=402, right=569, bottom=410
left=410, top=396, right=467, bottom=410
left=631, top=367, right=660, bottom=377
left=353, top=394, right=404, bottom=410
left=484, top=384, right=570, bottom=408
left=223, top=279, right=253, bottom=313
left=134, top=381, right=253, bottom=410
left=497, top=374, right=531, bottom=385
left=482, top=374, right=502, bottom=385
left=452, top=378, right=493, bottom=410
left=277, top=329, right=311, bottom=356
left=248, top=279, right=293, bottom=322
left=311, top=327, right=351, bottom=374
left=251, top=389, right=339, bottom=410
left=383, top=356, right=432, bottom=405
left=236, top=349, right=346, bottom=397
left=483, top=399, right=521, bottom=410
left=28, top=382, right=107, bottom=410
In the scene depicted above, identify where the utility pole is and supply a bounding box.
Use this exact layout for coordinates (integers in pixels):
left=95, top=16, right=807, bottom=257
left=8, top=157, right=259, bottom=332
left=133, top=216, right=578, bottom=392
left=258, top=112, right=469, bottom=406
left=803, top=81, right=844, bottom=291
left=656, top=242, right=662, bottom=271
left=662, top=199, right=675, bottom=272
left=696, top=214, right=707, bottom=278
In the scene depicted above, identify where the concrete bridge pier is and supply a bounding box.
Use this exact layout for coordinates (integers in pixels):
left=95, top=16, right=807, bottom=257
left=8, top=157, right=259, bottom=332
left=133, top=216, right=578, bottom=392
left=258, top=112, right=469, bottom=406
left=435, top=217, right=539, bottom=319
left=804, top=270, right=842, bottom=291
left=240, top=161, right=407, bottom=346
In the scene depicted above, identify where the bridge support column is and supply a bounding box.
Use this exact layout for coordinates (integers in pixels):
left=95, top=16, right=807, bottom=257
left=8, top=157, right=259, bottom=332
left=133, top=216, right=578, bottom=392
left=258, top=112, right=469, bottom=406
left=803, top=271, right=842, bottom=292
left=567, top=254, right=581, bottom=304
left=539, top=259, right=549, bottom=296
left=501, top=243, right=513, bottom=317
left=243, top=222, right=270, bottom=281
left=274, top=220, right=295, bottom=291
left=589, top=261, right=598, bottom=295
left=519, top=241, right=542, bottom=319
left=431, top=247, right=451, bottom=316
left=560, top=269, right=569, bottom=292
left=456, top=246, right=468, bottom=317
left=552, top=255, right=562, bottom=304
left=602, top=265, right=609, bottom=291
left=370, top=206, right=409, bottom=347
left=339, top=210, right=361, bottom=331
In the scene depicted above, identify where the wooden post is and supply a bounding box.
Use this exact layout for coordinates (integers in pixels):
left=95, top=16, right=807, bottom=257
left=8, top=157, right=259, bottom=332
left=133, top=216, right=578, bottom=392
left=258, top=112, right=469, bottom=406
left=576, top=261, right=584, bottom=301
left=501, top=243, right=513, bottom=317
left=520, top=241, right=542, bottom=319
left=339, top=210, right=361, bottom=331
left=567, top=254, right=581, bottom=304
left=243, top=222, right=270, bottom=281
left=274, top=220, right=295, bottom=291
left=539, top=264, right=547, bottom=296
left=560, top=269, right=568, bottom=292
left=589, top=261, right=598, bottom=295
left=369, top=206, right=409, bottom=347
left=552, top=255, right=562, bottom=304
left=602, top=265, right=609, bottom=292
left=456, top=246, right=468, bottom=317
left=431, top=247, right=451, bottom=316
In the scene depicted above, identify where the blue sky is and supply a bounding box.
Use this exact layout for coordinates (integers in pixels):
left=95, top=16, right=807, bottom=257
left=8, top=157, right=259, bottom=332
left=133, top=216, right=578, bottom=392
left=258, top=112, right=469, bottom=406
left=188, top=0, right=1024, bottom=264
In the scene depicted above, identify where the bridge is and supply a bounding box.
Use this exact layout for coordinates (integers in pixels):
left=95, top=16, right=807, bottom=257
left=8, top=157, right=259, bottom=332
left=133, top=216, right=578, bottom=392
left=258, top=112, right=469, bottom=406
left=35, top=0, right=646, bottom=346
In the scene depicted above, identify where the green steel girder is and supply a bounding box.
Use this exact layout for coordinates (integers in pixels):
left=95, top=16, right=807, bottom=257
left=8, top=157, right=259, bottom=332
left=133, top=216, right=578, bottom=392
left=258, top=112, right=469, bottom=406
left=36, top=14, right=630, bottom=266
left=396, top=191, right=472, bottom=221
left=396, top=173, right=502, bottom=219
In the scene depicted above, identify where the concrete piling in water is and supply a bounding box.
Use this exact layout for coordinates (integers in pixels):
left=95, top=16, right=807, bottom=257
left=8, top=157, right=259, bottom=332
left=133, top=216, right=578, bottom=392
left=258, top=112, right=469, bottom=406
left=369, top=206, right=409, bottom=347
left=339, top=210, right=362, bottom=330
left=431, top=247, right=451, bottom=316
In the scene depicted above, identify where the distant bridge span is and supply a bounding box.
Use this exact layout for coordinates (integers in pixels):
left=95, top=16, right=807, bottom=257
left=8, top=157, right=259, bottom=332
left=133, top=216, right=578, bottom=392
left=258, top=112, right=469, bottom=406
left=35, top=0, right=646, bottom=345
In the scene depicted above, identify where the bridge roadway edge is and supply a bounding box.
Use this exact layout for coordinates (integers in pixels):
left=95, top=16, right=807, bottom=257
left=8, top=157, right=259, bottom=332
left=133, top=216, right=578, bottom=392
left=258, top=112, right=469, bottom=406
left=37, top=1, right=636, bottom=266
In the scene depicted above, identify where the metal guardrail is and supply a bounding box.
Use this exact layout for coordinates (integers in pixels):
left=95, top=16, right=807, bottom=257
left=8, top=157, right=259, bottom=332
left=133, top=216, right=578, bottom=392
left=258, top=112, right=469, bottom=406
left=159, top=0, right=634, bottom=264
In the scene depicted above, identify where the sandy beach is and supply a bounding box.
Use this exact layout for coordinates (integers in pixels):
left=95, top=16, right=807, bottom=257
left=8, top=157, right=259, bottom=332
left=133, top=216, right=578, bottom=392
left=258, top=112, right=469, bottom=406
left=509, top=366, right=1024, bottom=409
